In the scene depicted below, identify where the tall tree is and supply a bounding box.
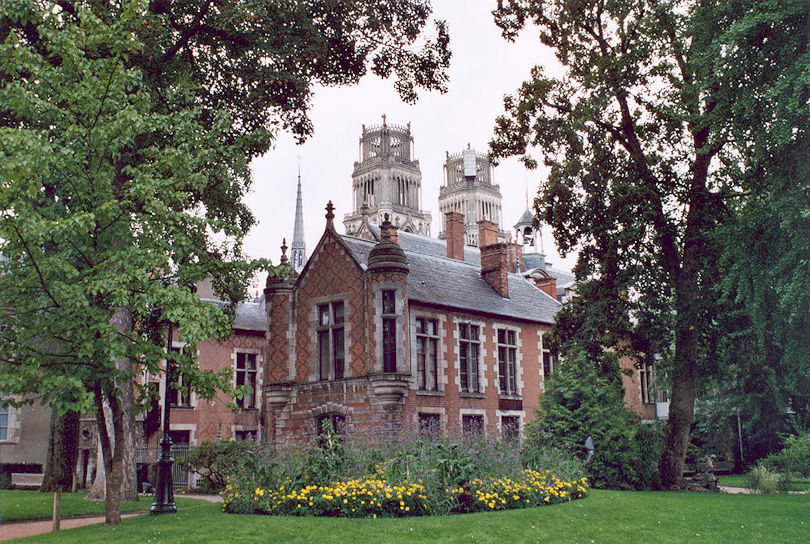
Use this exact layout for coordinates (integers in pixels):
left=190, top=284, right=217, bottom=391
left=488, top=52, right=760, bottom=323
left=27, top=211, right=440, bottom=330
left=490, top=0, right=808, bottom=487
left=0, top=0, right=449, bottom=523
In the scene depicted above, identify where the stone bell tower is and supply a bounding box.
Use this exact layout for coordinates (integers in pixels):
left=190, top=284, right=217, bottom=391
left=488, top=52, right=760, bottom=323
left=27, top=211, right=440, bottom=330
left=438, top=145, right=509, bottom=247
left=343, top=115, right=432, bottom=237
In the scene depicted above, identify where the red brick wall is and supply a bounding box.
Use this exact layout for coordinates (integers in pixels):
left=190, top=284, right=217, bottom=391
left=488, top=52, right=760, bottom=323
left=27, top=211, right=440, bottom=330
left=265, top=229, right=554, bottom=442
left=620, top=353, right=656, bottom=420
left=404, top=304, right=548, bottom=437
left=292, top=233, right=368, bottom=380
left=168, top=329, right=266, bottom=444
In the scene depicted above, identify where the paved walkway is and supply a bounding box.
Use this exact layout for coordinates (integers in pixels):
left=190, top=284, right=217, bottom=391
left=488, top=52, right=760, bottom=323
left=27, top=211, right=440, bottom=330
left=719, top=486, right=755, bottom=494
left=0, top=494, right=221, bottom=542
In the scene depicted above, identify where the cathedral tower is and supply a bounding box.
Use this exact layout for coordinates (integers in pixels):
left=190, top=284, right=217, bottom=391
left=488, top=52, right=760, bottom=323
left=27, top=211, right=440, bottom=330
left=343, top=116, right=431, bottom=237
left=438, top=145, right=508, bottom=246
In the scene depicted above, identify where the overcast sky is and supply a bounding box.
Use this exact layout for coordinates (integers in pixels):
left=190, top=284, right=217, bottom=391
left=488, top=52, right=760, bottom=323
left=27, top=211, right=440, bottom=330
left=244, top=0, right=576, bottom=292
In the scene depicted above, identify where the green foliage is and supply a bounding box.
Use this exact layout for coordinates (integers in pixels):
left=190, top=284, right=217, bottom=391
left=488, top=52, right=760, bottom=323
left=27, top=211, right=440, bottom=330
left=178, top=440, right=252, bottom=493
left=745, top=465, right=783, bottom=494
left=532, top=350, right=662, bottom=490
left=220, top=422, right=584, bottom=517
left=760, top=434, right=810, bottom=478
left=490, top=0, right=809, bottom=486
left=0, top=0, right=449, bottom=522
left=305, top=419, right=348, bottom=486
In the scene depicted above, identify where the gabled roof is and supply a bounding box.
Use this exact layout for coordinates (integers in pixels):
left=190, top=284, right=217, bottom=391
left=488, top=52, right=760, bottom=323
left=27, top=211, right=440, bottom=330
left=340, top=232, right=560, bottom=324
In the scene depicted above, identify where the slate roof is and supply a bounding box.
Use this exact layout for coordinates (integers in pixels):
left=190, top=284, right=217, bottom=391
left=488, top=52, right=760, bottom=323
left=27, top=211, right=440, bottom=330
left=200, top=298, right=267, bottom=332
left=341, top=231, right=560, bottom=324
left=367, top=225, right=574, bottom=292
left=514, top=208, right=535, bottom=228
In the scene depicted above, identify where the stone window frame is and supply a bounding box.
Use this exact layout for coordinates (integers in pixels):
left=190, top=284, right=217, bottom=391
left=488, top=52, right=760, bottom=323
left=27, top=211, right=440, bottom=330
left=453, top=317, right=487, bottom=396
left=309, top=293, right=351, bottom=381
left=493, top=324, right=523, bottom=399
left=413, top=406, right=446, bottom=436
left=639, top=359, right=655, bottom=405
left=0, top=395, right=19, bottom=444
left=167, top=341, right=194, bottom=409
left=373, top=282, right=406, bottom=373
left=232, top=348, right=263, bottom=410
left=538, top=330, right=556, bottom=391
left=232, top=425, right=260, bottom=443
left=496, top=410, right=524, bottom=442
left=410, top=310, right=445, bottom=394
left=309, top=402, right=353, bottom=437
left=459, top=408, right=487, bottom=438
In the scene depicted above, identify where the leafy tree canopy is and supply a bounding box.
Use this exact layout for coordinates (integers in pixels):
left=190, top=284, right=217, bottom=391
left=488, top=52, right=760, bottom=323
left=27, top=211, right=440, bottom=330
left=490, top=0, right=808, bottom=486
left=0, top=0, right=449, bottom=522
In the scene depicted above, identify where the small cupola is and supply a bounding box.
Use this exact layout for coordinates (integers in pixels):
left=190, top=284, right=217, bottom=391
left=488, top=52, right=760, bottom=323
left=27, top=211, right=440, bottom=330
left=367, top=214, right=409, bottom=275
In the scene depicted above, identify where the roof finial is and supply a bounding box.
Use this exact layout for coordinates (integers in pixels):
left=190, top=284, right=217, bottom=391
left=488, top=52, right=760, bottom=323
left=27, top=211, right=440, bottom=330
left=382, top=113, right=387, bottom=126
left=525, top=170, right=529, bottom=208
left=325, top=201, right=335, bottom=230
left=280, top=238, right=289, bottom=265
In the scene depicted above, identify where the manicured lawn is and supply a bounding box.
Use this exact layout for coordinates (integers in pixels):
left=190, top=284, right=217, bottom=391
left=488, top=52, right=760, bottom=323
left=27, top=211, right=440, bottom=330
left=718, top=475, right=748, bottom=488
left=4, top=489, right=809, bottom=543
left=0, top=490, right=203, bottom=522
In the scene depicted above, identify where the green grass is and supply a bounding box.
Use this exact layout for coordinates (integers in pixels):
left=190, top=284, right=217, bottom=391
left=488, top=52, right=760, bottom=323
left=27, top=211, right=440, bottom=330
left=3, top=490, right=809, bottom=543
left=0, top=490, right=203, bottom=522
left=718, top=475, right=748, bottom=488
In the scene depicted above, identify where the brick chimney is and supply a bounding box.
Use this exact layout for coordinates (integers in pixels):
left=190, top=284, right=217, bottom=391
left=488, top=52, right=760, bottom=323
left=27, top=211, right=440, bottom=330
left=478, top=218, right=498, bottom=247
left=478, top=219, right=509, bottom=298
left=534, top=276, right=557, bottom=299
left=507, top=241, right=523, bottom=274
left=445, top=211, right=464, bottom=261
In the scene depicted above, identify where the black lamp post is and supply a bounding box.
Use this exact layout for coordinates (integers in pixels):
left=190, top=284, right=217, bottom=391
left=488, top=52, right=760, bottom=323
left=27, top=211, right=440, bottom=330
left=151, top=318, right=176, bottom=514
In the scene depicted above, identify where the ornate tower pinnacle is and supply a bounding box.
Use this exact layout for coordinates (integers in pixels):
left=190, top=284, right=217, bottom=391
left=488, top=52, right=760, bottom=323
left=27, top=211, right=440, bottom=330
left=438, top=145, right=509, bottom=247
left=290, top=165, right=306, bottom=273
left=344, top=116, right=431, bottom=237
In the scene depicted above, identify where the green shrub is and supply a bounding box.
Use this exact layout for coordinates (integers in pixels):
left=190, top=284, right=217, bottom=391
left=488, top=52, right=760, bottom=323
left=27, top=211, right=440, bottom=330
left=178, top=439, right=253, bottom=492
left=219, top=420, right=588, bottom=517
left=746, top=465, right=780, bottom=493
left=531, top=349, right=663, bottom=490
left=761, top=434, right=810, bottom=477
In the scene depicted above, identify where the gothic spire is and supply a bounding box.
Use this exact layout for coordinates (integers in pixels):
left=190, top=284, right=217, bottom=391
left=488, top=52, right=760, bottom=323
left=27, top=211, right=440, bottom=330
left=290, top=165, right=307, bottom=273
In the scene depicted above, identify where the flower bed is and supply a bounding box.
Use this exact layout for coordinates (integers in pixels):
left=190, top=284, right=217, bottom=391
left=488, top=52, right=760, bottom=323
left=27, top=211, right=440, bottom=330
left=222, top=470, right=588, bottom=517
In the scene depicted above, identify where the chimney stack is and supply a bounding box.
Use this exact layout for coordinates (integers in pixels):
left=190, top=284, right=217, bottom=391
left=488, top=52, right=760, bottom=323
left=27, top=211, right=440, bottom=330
left=507, top=241, right=523, bottom=274
left=478, top=219, right=510, bottom=298
left=445, top=211, right=465, bottom=261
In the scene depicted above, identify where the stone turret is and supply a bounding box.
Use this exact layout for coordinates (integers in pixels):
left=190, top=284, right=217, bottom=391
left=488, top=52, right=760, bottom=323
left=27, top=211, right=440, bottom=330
left=365, top=215, right=410, bottom=424
left=344, top=115, right=431, bottom=237
left=263, top=240, right=295, bottom=441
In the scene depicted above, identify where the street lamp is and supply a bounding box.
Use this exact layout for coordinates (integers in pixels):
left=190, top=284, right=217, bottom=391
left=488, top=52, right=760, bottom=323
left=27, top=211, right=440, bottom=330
left=151, top=316, right=176, bottom=514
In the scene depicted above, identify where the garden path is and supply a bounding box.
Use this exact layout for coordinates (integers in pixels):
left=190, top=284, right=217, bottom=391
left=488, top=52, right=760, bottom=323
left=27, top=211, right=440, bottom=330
left=0, top=494, right=221, bottom=541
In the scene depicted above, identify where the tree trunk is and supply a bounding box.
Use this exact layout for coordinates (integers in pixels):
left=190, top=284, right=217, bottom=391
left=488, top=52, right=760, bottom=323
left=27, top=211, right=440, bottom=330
left=86, top=401, right=112, bottom=500
left=92, top=384, right=126, bottom=525
left=112, top=307, right=139, bottom=502
left=40, top=409, right=80, bottom=492
left=658, top=153, right=711, bottom=489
